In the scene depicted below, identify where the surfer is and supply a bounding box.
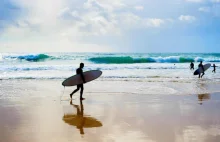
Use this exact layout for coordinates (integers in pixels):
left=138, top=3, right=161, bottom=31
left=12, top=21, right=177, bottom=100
left=70, top=63, right=86, bottom=100
left=212, top=64, right=217, bottom=73
left=198, top=61, right=205, bottom=78
left=190, top=62, right=194, bottom=70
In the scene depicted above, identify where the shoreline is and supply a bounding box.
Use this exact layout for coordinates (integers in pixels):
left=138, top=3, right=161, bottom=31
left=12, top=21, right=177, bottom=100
left=1, top=79, right=220, bottom=95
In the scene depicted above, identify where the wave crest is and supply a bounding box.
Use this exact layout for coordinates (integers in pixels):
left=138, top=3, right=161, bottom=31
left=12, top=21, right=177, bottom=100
left=3, top=54, right=51, bottom=62
left=89, top=56, right=198, bottom=64
left=17, top=54, right=50, bottom=61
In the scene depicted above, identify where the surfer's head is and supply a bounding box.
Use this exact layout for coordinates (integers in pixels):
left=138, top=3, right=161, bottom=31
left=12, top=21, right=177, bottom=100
left=80, top=63, right=84, bottom=68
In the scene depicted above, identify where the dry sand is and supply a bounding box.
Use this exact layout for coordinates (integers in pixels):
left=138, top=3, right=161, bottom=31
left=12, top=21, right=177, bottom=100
left=0, top=79, right=220, bottom=142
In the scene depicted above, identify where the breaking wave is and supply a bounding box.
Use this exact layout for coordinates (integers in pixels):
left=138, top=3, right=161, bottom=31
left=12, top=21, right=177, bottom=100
left=1, top=53, right=220, bottom=64
left=3, top=54, right=51, bottom=62
left=89, top=56, right=220, bottom=64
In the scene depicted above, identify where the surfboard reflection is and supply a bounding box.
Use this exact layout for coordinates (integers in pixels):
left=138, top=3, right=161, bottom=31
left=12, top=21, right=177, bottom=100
left=62, top=100, right=102, bottom=135
left=198, top=93, right=210, bottom=105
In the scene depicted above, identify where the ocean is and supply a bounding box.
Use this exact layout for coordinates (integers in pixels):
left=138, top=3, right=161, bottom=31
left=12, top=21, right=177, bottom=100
left=0, top=53, right=219, bottom=83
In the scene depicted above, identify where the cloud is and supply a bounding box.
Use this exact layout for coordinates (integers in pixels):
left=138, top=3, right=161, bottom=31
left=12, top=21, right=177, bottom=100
left=2, top=0, right=168, bottom=38
left=83, top=0, right=126, bottom=11
left=198, top=7, right=211, bottom=12
left=3, top=0, right=216, bottom=52
left=0, top=0, right=172, bottom=52
left=179, top=15, right=196, bottom=22
left=211, top=0, right=220, bottom=3
left=144, top=19, right=165, bottom=27
left=134, top=6, right=144, bottom=11
left=0, top=1, right=20, bottom=31
left=198, top=5, right=220, bottom=16
left=185, top=0, right=204, bottom=2
left=186, top=0, right=220, bottom=3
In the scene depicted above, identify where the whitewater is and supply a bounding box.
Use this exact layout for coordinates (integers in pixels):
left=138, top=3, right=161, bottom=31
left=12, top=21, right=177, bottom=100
left=0, top=53, right=219, bottom=82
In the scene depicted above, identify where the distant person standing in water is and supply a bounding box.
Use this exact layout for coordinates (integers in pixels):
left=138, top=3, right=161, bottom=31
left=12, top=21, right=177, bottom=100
left=70, top=63, right=86, bottom=100
left=212, top=64, right=217, bottom=73
left=190, top=62, right=194, bottom=70
left=198, top=61, right=205, bottom=78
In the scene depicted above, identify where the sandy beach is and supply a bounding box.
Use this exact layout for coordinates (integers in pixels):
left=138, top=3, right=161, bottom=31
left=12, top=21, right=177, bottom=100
left=0, top=79, right=220, bottom=142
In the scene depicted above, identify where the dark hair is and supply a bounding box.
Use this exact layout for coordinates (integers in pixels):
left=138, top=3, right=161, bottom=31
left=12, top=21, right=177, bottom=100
left=80, top=63, right=84, bottom=67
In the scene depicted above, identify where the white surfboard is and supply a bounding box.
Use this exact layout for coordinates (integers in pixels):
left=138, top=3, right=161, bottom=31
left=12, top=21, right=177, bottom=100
left=62, top=70, right=102, bottom=86
left=194, top=63, right=211, bottom=75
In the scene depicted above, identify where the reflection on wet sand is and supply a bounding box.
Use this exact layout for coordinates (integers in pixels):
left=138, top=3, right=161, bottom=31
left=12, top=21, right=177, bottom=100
left=198, top=93, right=210, bottom=105
left=62, top=100, right=102, bottom=135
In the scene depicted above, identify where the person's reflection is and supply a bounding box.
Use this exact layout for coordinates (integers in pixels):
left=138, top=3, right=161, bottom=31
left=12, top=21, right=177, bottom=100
left=198, top=93, right=210, bottom=105
left=62, top=100, right=102, bottom=135
left=72, top=100, right=85, bottom=134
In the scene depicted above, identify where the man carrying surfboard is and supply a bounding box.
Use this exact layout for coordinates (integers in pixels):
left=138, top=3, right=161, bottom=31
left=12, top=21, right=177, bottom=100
left=198, top=61, right=205, bottom=78
left=70, top=63, right=86, bottom=100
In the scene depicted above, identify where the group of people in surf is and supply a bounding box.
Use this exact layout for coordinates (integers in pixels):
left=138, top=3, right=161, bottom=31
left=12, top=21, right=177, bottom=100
left=190, top=61, right=217, bottom=78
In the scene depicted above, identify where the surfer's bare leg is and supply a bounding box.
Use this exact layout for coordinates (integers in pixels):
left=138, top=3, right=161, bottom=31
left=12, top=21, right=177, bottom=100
left=70, top=86, right=80, bottom=98
left=199, top=73, right=201, bottom=78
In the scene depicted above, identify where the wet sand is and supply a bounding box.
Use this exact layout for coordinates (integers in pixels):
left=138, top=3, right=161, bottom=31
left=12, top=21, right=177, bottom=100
left=1, top=80, right=220, bottom=142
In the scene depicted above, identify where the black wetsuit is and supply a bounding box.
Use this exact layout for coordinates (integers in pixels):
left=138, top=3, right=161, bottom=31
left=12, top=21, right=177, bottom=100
left=212, top=65, right=216, bottom=73
left=190, top=63, right=194, bottom=70
left=76, top=68, right=85, bottom=88
left=70, top=67, right=85, bottom=99
left=198, top=63, right=205, bottom=78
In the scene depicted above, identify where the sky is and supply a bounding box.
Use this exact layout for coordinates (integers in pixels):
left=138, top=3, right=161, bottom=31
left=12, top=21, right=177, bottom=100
left=0, top=0, right=220, bottom=53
